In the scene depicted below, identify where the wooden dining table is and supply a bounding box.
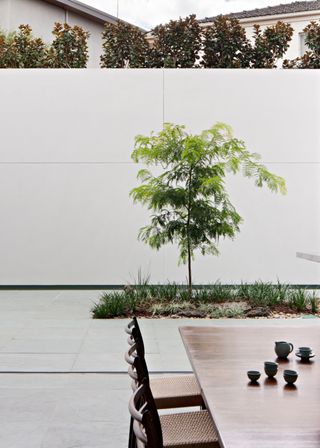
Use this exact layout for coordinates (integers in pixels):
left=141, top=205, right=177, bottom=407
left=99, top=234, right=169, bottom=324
left=179, top=323, right=320, bottom=448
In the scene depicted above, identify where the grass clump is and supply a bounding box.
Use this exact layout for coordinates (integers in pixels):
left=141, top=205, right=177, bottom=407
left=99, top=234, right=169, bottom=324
left=91, top=281, right=320, bottom=319
left=237, top=281, right=288, bottom=307
left=309, top=292, right=319, bottom=313
left=288, top=288, right=309, bottom=312
left=151, top=302, right=194, bottom=316
left=195, top=283, right=235, bottom=303
left=199, top=303, right=245, bottom=319
left=92, top=291, right=138, bottom=318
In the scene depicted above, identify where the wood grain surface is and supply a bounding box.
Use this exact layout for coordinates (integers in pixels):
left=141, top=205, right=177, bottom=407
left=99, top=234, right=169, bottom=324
left=180, top=324, right=320, bottom=448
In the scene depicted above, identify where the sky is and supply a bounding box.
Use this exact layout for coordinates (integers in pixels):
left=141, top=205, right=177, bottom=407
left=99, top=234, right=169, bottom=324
left=83, top=0, right=313, bottom=29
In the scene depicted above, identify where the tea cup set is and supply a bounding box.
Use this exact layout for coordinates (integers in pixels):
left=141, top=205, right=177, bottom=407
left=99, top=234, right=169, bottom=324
left=295, top=346, right=315, bottom=360
left=247, top=340, right=315, bottom=385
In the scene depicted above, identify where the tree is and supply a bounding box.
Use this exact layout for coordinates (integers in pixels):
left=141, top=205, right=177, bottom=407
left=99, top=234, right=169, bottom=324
left=283, top=20, right=320, bottom=68
left=130, top=123, right=286, bottom=297
left=251, top=22, right=293, bottom=68
left=0, top=23, right=89, bottom=68
left=0, top=25, right=47, bottom=68
left=150, top=15, right=202, bottom=68
left=202, top=16, right=293, bottom=68
left=202, top=16, right=251, bottom=68
left=49, top=22, right=89, bottom=68
left=101, top=20, right=149, bottom=68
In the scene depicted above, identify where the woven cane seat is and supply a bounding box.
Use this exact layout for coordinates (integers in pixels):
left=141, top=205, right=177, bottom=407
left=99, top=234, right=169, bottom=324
left=160, top=410, right=219, bottom=448
left=150, top=375, right=203, bottom=409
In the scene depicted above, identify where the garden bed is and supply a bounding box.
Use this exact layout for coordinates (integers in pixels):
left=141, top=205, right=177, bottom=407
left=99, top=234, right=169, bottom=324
left=91, top=282, right=319, bottom=319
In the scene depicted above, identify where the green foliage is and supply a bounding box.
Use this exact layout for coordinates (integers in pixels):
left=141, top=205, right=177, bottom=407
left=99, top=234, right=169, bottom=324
left=0, top=23, right=89, bottom=68
left=91, top=282, right=319, bottom=318
left=288, top=288, right=308, bottom=312
left=283, top=20, right=320, bottom=68
left=150, top=15, right=202, bottom=68
left=238, top=281, right=286, bottom=307
left=202, top=17, right=293, bottom=68
left=304, top=20, right=320, bottom=54
left=177, top=287, right=191, bottom=301
left=127, top=267, right=151, bottom=300
left=194, top=283, right=235, bottom=303
left=99, top=14, right=293, bottom=69
left=92, top=290, right=139, bottom=318
left=49, top=23, right=89, bottom=68
left=309, top=292, right=319, bottom=313
left=100, top=20, right=149, bottom=68
left=151, top=301, right=194, bottom=316
left=0, top=25, right=47, bottom=68
left=130, top=122, right=286, bottom=294
left=202, top=16, right=251, bottom=68
left=200, top=303, right=245, bottom=319
left=160, top=283, right=179, bottom=301
left=251, top=22, right=293, bottom=68
left=151, top=301, right=244, bottom=318
left=92, top=292, right=127, bottom=318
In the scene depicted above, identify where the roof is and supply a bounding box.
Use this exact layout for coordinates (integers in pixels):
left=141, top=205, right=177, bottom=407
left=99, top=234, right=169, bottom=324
left=200, top=1, right=320, bottom=23
left=43, top=0, right=146, bottom=30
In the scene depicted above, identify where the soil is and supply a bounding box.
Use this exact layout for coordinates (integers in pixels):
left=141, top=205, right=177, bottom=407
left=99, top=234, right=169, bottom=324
left=130, top=301, right=320, bottom=319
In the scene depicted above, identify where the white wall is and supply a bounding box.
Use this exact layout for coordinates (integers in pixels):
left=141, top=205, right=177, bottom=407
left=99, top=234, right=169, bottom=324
left=5, top=0, right=65, bottom=42
left=0, top=69, right=319, bottom=285
left=0, top=0, right=10, bottom=32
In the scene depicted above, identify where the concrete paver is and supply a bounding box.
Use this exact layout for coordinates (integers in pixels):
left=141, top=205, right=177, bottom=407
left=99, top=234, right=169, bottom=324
left=0, top=290, right=318, bottom=447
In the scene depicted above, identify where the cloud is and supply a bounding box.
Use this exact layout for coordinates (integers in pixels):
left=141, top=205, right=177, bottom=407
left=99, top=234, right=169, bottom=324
left=86, top=0, right=312, bottom=29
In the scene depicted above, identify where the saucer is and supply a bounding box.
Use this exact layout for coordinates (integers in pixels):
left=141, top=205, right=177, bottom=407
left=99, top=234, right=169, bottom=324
left=295, top=351, right=315, bottom=359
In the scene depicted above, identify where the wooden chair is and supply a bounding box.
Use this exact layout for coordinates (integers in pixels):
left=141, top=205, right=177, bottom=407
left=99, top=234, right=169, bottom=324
left=125, top=317, right=204, bottom=409
left=129, top=379, right=220, bottom=448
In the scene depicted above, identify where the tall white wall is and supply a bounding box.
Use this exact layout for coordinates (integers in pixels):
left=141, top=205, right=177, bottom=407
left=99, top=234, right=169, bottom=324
left=0, top=0, right=11, bottom=32
left=0, top=69, right=319, bottom=285
left=4, top=0, right=65, bottom=42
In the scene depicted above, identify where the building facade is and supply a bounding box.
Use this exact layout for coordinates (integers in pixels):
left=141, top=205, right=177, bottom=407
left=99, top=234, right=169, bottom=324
left=200, top=1, right=320, bottom=63
left=0, top=0, right=138, bottom=67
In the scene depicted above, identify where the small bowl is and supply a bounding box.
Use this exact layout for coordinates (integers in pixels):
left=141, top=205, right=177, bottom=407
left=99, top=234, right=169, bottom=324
left=247, top=370, right=261, bottom=382
left=283, top=369, right=298, bottom=385
left=264, top=361, right=278, bottom=378
left=298, top=347, right=312, bottom=356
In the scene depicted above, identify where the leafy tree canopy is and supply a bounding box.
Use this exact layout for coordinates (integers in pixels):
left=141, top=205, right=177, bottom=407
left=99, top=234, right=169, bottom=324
left=202, top=16, right=293, bottom=68
left=0, top=25, right=47, bottom=68
left=131, top=123, right=286, bottom=294
left=202, top=16, right=251, bottom=68
left=150, top=14, right=202, bottom=68
left=100, top=20, right=149, bottom=68
left=251, top=21, right=293, bottom=68
left=0, top=23, right=89, bottom=68
left=49, top=23, right=89, bottom=68
left=283, top=20, right=320, bottom=68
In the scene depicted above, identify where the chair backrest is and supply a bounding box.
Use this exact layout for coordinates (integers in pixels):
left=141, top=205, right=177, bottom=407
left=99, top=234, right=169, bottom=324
left=125, top=317, right=145, bottom=357
left=129, top=381, right=163, bottom=448
left=125, top=342, right=150, bottom=448
left=125, top=341, right=150, bottom=386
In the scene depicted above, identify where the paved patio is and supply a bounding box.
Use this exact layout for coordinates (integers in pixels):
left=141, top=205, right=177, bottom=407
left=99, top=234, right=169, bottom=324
left=0, top=290, right=318, bottom=447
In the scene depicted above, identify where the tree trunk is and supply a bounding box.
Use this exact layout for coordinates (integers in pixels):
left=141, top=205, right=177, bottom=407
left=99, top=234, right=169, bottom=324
left=187, top=241, right=192, bottom=300
left=187, top=167, right=193, bottom=300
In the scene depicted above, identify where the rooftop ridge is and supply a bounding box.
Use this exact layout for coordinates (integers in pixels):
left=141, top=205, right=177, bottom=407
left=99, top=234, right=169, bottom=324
left=200, top=1, right=320, bottom=23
